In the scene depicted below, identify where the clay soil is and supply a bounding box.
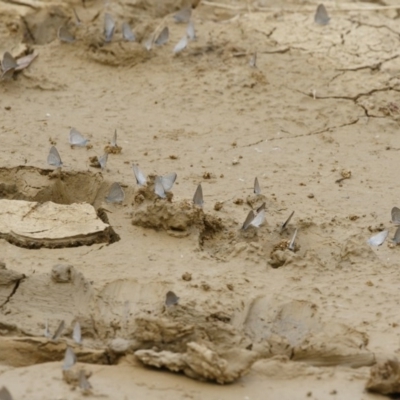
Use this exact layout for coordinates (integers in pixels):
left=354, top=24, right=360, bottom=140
left=1, top=0, right=400, bottom=399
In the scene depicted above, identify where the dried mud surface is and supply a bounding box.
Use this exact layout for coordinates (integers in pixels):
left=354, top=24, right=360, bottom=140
left=1, top=0, right=400, bottom=398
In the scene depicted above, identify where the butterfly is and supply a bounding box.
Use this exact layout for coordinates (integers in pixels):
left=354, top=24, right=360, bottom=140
left=281, top=211, right=294, bottom=233
left=122, top=22, right=136, bottom=41
left=314, top=4, right=330, bottom=25
left=44, top=319, right=51, bottom=338
left=186, top=20, right=196, bottom=40
left=98, top=153, right=108, bottom=170
left=69, top=128, right=89, bottom=146
left=155, top=27, right=169, bottom=46
left=393, top=227, right=400, bottom=245
left=106, top=182, right=125, bottom=203
left=52, top=320, right=65, bottom=340
left=104, top=13, right=115, bottom=42
left=249, top=52, right=257, bottom=68
left=173, top=36, right=188, bottom=54
left=111, top=130, right=118, bottom=147
left=154, top=173, right=177, bottom=198
left=173, top=7, right=192, bottom=23
left=73, top=321, right=82, bottom=344
left=1, top=52, right=17, bottom=80
left=165, top=291, right=179, bottom=306
left=193, top=184, right=203, bottom=207
left=73, top=8, right=81, bottom=26
left=63, top=347, right=77, bottom=371
left=58, top=26, right=75, bottom=43
left=368, top=230, right=388, bottom=247
left=288, top=228, right=298, bottom=251
left=242, top=203, right=265, bottom=230
left=0, top=387, right=13, bottom=400
left=47, top=146, right=63, bottom=167
left=79, top=370, right=92, bottom=392
left=391, top=207, right=400, bottom=225
left=132, top=164, right=147, bottom=186
left=254, top=177, right=261, bottom=195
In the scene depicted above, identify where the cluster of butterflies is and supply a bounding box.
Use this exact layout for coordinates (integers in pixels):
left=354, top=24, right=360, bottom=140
left=1, top=51, right=37, bottom=80
left=43, top=319, right=92, bottom=392
left=47, top=127, right=110, bottom=169
left=47, top=134, right=299, bottom=242
left=243, top=178, right=297, bottom=247
left=368, top=207, right=400, bottom=247
left=58, top=6, right=196, bottom=55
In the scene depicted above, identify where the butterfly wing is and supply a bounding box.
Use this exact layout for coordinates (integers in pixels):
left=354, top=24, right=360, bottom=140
left=48, top=146, right=62, bottom=167
left=63, top=347, right=77, bottom=371
left=281, top=211, right=295, bottom=233
left=314, top=4, right=330, bottom=25
left=69, top=128, right=87, bottom=146
left=104, top=13, right=115, bottom=42
left=249, top=52, right=257, bottom=68
left=161, top=172, right=177, bottom=191
left=155, top=27, right=169, bottom=46
left=254, top=177, right=261, bottom=195
left=367, top=230, right=388, bottom=246
left=122, top=22, right=136, bottom=41
left=58, top=26, right=75, bottom=43
left=288, top=228, right=298, bottom=251
left=132, top=164, right=147, bottom=186
left=251, top=209, right=265, bottom=228
left=2, top=52, right=17, bottom=71
left=186, top=20, right=196, bottom=40
left=73, top=322, right=82, bottom=344
left=193, top=184, right=203, bottom=207
left=174, top=7, right=192, bottom=23
left=154, top=176, right=166, bottom=198
left=0, top=387, right=13, bottom=400
left=165, top=291, right=179, bottom=306
left=79, top=370, right=92, bottom=391
left=52, top=320, right=65, bottom=340
left=393, top=227, right=400, bottom=245
left=174, top=36, right=188, bottom=54
left=391, top=207, right=400, bottom=225
left=242, top=210, right=255, bottom=230
left=106, top=182, right=125, bottom=203
left=98, top=153, right=108, bottom=170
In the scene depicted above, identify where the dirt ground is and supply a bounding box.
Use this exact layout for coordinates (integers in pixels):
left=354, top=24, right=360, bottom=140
left=1, top=0, right=400, bottom=398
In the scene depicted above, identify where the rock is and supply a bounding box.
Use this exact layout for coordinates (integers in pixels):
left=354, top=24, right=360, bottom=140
left=135, top=342, right=258, bottom=384
left=51, top=264, right=74, bottom=283
left=109, top=338, right=132, bottom=354
left=366, top=358, right=400, bottom=395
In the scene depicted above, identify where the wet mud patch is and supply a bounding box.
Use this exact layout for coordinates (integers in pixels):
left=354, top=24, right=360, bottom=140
left=241, top=298, right=375, bottom=368
left=22, top=6, right=69, bottom=45
left=0, top=166, right=104, bottom=205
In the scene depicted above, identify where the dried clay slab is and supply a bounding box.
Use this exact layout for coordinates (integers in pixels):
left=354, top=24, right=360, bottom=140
left=0, top=199, right=112, bottom=248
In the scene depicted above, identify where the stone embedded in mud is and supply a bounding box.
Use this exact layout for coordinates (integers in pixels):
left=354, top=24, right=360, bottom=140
left=184, top=342, right=258, bottom=384
left=63, top=364, right=92, bottom=389
left=108, top=338, right=132, bottom=354
left=51, top=264, right=74, bottom=283
left=0, top=264, right=25, bottom=286
left=268, top=249, right=295, bottom=268
left=135, top=349, right=187, bottom=372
